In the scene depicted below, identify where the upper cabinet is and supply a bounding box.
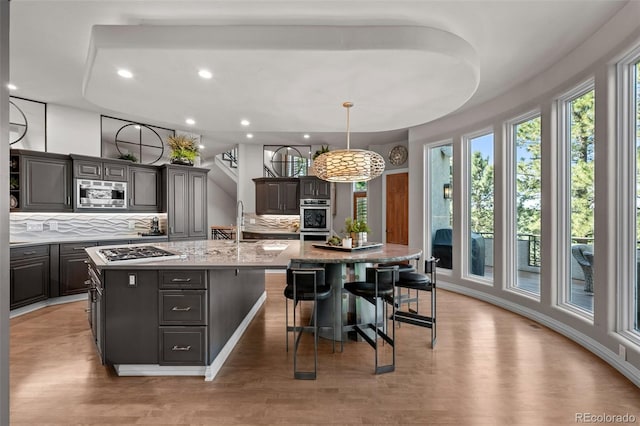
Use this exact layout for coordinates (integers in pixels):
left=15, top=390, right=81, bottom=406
left=10, top=150, right=73, bottom=212
left=163, top=165, right=209, bottom=241
left=128, top=165, right=162, bottom=212
left=299, top=176, right=330, bottom=199
left=254, top=178, right=299, bottom=215
left=71, top=155, right=129, bottom=182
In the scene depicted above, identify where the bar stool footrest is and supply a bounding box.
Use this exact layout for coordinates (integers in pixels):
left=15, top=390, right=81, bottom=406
left=395, top=310, right=434, bottom=328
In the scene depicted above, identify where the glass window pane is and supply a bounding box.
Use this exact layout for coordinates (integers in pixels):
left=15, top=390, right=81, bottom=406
left=568, top=89, right=595, bottom=313
left=469, top=133, right=493, bottom=279
left=514, top=116, right=542, bottom=294
left=634, top=60, right=640, bottom=332
left=431, top=144, right=453, bottom=269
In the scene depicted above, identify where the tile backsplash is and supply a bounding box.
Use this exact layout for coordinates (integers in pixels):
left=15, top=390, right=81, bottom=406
left=10, top=212, right=168, bottom=242
left=242, top=213, right=299, bottom=233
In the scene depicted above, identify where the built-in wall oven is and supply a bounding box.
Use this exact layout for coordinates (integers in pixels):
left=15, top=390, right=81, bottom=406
left=76, top=179, right=127, bottom=209
left=300, top=199, right=331, bottom=239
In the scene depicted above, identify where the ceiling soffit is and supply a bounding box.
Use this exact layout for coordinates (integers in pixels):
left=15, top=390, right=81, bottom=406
left=83, top=24, right=479, bottom=134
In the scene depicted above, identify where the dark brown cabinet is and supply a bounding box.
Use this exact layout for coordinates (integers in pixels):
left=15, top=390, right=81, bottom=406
left=11, top=150, right=73, bottom=212
left=72, top=156, right=128, bottom=182
left=59, top=242, right=98, bottom=296
left=254, top=178, right=299, bottom=215
left=299, top=176, right=330, bottom=199
left=10, top=245, right=50, bottom=309
left=102, top=270, right=159, bottom=365
left=164, top=165, right=208, bottom=241
left=128, top=165, right=162, bottom=212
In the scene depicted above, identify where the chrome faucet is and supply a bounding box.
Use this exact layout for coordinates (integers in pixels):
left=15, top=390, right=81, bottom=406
left=236, top=200, right=244, bottom=247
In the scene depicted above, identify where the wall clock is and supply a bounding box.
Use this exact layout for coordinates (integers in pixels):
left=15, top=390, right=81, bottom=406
left=388, top=145, right=408, bottom=166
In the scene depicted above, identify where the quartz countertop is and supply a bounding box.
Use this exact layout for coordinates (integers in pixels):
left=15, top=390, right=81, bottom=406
left=85, top=240, right=422, bottom=270
left=9, top=234, right=168, bottom=248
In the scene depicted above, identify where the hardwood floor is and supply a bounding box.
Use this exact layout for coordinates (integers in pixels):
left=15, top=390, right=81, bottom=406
left=10, top=272, right=640, bottom=425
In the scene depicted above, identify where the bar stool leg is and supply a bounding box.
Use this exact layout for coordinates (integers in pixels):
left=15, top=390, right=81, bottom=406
left=293, top=270, right=318, bottom=380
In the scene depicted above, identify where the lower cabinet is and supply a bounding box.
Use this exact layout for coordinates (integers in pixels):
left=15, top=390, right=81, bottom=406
left=102, top=270, right=159, bottom=365
left=10, top=247, right=50, bottom=309
left=158, top=273, right=208, bottom=365
left=91, top=267, right=264, bottom=368
left=59, top=242, right=98, bottom=296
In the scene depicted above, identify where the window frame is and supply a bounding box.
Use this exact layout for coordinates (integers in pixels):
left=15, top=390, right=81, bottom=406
left=616, top=45, right=640, bottom=340
left=556, top=78, right=596, bottom=318
left=506, top=110, right=543, bottom=298
left=462, top=128, right=495, bottom=284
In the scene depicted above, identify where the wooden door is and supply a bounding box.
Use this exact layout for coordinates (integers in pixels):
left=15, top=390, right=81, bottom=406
left=386, top=172, right=408, bottom=245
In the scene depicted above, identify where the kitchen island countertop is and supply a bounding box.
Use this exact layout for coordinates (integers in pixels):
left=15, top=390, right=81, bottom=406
left=85, top=239, right=422, bottom=270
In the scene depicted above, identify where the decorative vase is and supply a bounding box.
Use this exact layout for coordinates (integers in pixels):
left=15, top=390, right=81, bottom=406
left=350, top=232, right=367, bottom=247
left=170, top=157, right=194, bottom=166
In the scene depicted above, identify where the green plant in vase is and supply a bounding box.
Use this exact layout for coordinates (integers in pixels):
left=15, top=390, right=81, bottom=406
left=344, top=217, right=371, bottom=247
left=167, top=135, right=199, bottom=166
left=117, top=152, right=138, bottom=163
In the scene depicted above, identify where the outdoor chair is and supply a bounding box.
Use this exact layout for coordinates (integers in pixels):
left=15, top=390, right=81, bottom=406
left=571, top=244, right=594, bottom=293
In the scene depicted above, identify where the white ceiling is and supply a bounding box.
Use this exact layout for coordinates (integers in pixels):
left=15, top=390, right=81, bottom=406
left=9, top=0, right=629, bottom=151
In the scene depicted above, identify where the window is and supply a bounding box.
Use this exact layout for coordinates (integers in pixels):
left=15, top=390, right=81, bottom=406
left=634, top=59, right=640, bottom=332
left=513, top=115, right=542, bottom=295
left=562, top=85, right=595, bottom=314
left=431, top=144, right=453, bottom=270
left=468, top=132, right=494, bottom=279
left=353, top=181, right=368, bottom=222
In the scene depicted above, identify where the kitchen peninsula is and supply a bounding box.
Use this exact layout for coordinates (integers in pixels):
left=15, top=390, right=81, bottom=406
left=84, top=239, right=422, bottom=380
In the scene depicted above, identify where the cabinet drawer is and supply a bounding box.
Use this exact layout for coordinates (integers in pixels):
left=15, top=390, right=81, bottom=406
left=159, top=327, right=206, bottom=365
left=60, top=241, right=98, bottom=255
left=159, top=290, right=207, bottom=325
left=160, top=270, right=206, bottom=289
left=10, top=245, right=49, bottom=259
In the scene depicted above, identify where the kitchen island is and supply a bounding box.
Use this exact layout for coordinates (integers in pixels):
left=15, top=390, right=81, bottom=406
left=85, top=239, right=422, bottom=380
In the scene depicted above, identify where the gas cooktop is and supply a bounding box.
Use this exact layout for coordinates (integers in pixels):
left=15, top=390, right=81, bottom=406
left=97, top=245, right=181, bottom=264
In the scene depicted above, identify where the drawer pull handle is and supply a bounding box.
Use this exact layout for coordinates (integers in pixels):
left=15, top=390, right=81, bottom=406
left=171, top=345, right=192, bottom=351
left=171, top=278, right=192, bottom=282
left=23, top=251, right=37, bottom=255
left=74, top=247, right=89, bottom=251
left=171, top=306, right=192, bottom=312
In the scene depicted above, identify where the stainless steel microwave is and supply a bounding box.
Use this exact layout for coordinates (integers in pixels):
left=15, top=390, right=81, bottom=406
left=76, top=179, right=127, bottom=209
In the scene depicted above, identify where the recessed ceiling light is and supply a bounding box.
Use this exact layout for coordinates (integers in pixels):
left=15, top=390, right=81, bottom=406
left=246, top=133, right=254, bottom=139
left=240, top=119, right=250, bottom=126
left=303, top=134, right=310, bottom=139
left=7, top=83, right=17, bottom=91
left=198, top=69, right=213, bottom=79
left=198, top=144, right=205, bottom=150
left=185, top=118, right=195, bottom=125
left=117, top=69, right=133, bottom=79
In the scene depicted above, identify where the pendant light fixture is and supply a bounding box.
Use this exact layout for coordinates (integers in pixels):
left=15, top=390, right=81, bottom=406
left=312, top=102, right=385, bottom=182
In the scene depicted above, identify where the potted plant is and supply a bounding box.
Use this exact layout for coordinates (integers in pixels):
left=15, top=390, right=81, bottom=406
left=344, top=217, right=371, bottom=247
left=117, top=152, right=138, bottom=163
left=167, top=135, right=199, bottom=166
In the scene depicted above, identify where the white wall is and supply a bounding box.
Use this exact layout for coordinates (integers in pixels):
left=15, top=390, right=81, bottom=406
left=237, top=143, right=264, bottom=214
left=47, top=104, right=100, bottom=156
left=207, top=174, right=235, bottom=228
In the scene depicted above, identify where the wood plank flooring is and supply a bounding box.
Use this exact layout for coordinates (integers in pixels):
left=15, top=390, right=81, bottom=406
left=9, top=272, right=640, bottom=425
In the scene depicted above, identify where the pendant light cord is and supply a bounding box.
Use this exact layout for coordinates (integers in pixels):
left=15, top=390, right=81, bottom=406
left=344, top=101, right=353, bottom=151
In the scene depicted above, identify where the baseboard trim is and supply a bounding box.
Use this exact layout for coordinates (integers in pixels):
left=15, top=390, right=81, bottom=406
left=439, top=282, right=640, bottom=388
left=114, top=290, right=268, bottom=381
left=9, top=294, right=87, bottom=319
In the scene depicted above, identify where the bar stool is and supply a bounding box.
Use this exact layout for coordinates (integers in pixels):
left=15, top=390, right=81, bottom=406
left=394, top=257, right=438, bottom=348
left=344, top=265, right=398, bottom=374
left=284, top=267, right=334, bottom=379
left=378, top=261, right=417, bottom=311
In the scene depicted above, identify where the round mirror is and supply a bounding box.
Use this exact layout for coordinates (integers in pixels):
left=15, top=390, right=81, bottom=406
left=270, top=146, right=307, bottom=177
